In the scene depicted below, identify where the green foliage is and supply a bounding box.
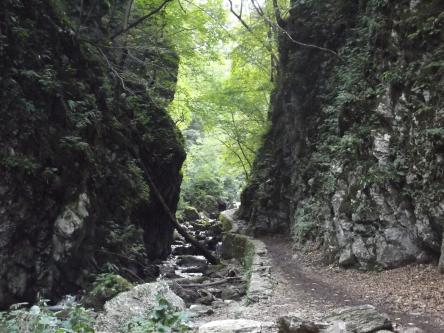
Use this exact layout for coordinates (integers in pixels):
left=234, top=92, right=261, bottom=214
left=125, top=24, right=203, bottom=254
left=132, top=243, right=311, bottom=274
left=59, top=136, right=91, bottom=153
left=406, top=9, right=444, bottom=42
left=0, top=301, right=95, bottom=333
left=0, top=155, right=40, bottom=175
left=82, top=274, right=133, bottom=309
left=179, top=136, right=244, bottom=209
left=122, top=296, right=190, bottom=333
left=163, top=0, right=272, bottom=205
left=292, top=198, right=324, bottom=244
left=127, top=160, right=150, bottom=203
left=425, top=127, right=444, bottom=139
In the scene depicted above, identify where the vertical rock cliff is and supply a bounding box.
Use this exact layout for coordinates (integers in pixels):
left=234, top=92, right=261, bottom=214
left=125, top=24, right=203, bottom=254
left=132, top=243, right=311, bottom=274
left=241, top=0, right=444, bottom=269
left=0, top=0, right=185, bottom=307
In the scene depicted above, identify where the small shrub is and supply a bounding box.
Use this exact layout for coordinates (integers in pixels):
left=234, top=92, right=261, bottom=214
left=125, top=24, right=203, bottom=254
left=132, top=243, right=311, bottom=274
left=82, top=273, right=133, bottom=310
left=122, top=295, right=190, bottom=333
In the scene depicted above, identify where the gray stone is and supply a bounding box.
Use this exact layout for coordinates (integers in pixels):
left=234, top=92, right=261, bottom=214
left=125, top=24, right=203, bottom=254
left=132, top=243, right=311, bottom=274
left=375, top=228, right=419, bottom=268
left=189, top=304, right=214, bottom=317
left=320, top=321, right=349, bottom=333
left=322, top=305, right=392, bottom=333
left=183, top=206, right=200, bottom=221
left=199, top=195, right=221, bottom=218
left=221, top=285, right=243, bottom=300
left=278, top=316, right=328, bottom=333
left=219, top=209, right=237, bottom=232
left=398, top=327, right=424, bottom=333
left=177, top=255, right=208, bottom=269
left=199, top=319, right=275, bottom=333
left=94, top=282, right=184, bottom=332
left=52, top=193, right=89, bottom=263
left=338, top=247, right=355, bottom=267
left=351, top=237, right=374, bottom=267
left=372, top=132, right=391, bottom=166
left=278, top=317, right=355, bottom=333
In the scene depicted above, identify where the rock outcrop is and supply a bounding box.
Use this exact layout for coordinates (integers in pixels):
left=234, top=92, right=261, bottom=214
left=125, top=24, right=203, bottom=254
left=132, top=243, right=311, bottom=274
left=241, top=0, right=444, bottom=269
left=0, top=0, right=185, bottom=308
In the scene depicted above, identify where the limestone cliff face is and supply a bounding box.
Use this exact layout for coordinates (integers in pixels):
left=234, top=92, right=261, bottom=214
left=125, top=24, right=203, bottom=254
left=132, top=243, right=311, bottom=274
left=0, top=0, right=185, bottom=307
left=241, top=0, right=444, bottom=269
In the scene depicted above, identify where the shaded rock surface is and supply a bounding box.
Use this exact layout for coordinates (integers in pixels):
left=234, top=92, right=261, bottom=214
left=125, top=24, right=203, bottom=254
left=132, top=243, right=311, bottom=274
left=0, top=0, right=185, bottom=308
left=240, top=0, right=444, bottom=269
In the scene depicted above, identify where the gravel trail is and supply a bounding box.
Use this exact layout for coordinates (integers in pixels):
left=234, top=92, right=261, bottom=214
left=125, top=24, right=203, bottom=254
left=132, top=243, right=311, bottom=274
left=263, top=235, right=444, bottom=333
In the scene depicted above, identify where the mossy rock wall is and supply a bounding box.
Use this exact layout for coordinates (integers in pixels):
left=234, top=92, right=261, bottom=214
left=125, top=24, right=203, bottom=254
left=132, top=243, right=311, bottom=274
left=0, top=0, right=185, bottom=308
left=241, top=0, right=444, bottom=269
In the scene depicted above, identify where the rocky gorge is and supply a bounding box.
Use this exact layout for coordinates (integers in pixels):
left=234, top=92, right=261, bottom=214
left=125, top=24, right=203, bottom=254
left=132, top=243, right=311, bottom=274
left=240, top=0, right=444, bottom=270
left=1, top=0, right=444, bottom=332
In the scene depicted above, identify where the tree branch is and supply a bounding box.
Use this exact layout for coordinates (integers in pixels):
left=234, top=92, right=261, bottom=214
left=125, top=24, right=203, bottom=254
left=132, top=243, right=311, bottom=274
left=130, top=152, right=220, bottom=265
left=111, top=0, right=174, bottom=40
left=251, top=0, right=340, bottom=58
left=227, top=0, right=279, bottom=66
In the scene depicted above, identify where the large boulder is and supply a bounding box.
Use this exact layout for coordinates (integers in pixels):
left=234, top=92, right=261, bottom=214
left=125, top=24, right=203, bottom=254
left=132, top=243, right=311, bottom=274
left=183, top=206, right=201, bottom=221
left=94, top=282, right=185, bottom=332
left=198, top=195, right=223, bottom=218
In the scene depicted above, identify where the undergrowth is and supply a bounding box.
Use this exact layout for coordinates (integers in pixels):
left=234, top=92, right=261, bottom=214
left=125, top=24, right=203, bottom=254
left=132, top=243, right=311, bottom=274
left=0, top=301, right=94, bottom=333
left=0, top=294, right=190, bottom=333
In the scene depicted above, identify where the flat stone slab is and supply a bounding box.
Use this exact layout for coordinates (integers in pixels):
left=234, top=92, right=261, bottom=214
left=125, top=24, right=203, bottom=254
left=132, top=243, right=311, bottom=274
left=198, top=319, right=275, bottom=333
left=279, top=305, right=393, bottom=333
left=322, top=305, right=392, bottom=333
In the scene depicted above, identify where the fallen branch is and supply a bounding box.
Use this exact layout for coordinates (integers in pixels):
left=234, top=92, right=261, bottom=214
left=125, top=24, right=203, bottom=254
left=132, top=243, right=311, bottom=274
left=250, top=0, right=340, bottom=59
left=129, top=149, right=220, bottom=265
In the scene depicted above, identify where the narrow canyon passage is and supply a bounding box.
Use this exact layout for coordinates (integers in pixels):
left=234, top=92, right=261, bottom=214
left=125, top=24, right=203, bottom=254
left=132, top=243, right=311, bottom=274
left=0, top=0, right=443, bottom=332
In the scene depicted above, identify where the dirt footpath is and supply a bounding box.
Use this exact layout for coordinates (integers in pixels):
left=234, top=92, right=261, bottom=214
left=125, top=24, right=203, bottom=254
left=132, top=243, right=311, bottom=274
left=263, top=235, right=444, bottom=333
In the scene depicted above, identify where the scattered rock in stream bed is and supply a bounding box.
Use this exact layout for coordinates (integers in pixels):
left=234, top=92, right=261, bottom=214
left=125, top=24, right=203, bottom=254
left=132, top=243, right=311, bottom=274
left=189, top=304, right=215, bottom=317
left=94, top=282, right=184, bottom=333
left=177, top=255, right=208, bottom=267
left=183, top=206, right=201, bottom=221
left=170, top=216, right=224, bottom=257
left=172, top=243, right=197, bottom=255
